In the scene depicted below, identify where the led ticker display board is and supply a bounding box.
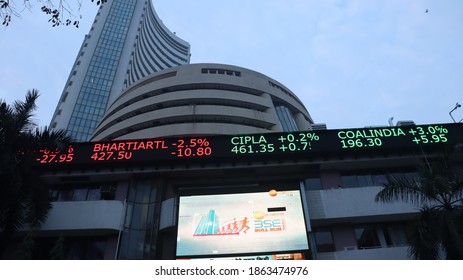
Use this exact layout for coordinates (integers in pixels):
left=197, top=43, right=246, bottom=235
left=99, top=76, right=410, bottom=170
left=176, top=190, right=309, bottom=257
left=34, top=137, right=212, bottom=165
left=33, top=123, right=463, bottom=166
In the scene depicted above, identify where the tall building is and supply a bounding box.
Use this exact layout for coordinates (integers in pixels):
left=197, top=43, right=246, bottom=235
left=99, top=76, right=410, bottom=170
left=11, top=0, right=318, bottom=260
left=50, top=0, right=190, bottom=142
left=4, top=1, right=462, bottom=261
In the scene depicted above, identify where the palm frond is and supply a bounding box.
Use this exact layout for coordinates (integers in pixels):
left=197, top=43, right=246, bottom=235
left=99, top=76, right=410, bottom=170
left=12, top=89, right=39, bottom=134
left=33, top=127, right=73, bottom=149
left=407, top=207, right=441, bottom=259
left=375, top=174, right=425, bottom=206
left=449, top=176, right=463, bottom=203
left=0, top=200, right=27, bottom=233
left=440, top=209, right=463, bottom=259
left=1, top=91, right=69, bottom=253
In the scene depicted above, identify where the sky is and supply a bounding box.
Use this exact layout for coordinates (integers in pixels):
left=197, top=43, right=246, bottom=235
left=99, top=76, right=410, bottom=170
left=1, top=0, right=462, bottom=130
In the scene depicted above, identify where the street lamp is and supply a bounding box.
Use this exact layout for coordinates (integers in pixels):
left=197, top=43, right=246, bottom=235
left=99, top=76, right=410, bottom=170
left=449, top=102, right=462, bottom=123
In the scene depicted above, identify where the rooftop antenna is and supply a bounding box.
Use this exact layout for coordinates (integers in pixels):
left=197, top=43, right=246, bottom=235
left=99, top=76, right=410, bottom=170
left=449, top=102, right=461, bottom=123
left=388, top=117, right=394, bottom=126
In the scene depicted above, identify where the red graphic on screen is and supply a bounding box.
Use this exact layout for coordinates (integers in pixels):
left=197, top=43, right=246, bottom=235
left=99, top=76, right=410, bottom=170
left=217, top=217, right=250, bottom=235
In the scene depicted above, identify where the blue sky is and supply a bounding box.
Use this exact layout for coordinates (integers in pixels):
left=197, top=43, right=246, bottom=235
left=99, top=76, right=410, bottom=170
left=1, top=0, right=462, bottom=130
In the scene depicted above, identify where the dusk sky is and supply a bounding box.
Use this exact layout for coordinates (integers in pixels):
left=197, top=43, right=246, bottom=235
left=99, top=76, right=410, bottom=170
left=1, top=0, right=462, bottom=130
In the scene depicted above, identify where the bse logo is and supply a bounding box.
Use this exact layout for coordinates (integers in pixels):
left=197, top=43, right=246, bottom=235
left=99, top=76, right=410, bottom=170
left=254, top=219, right=286, bottom=232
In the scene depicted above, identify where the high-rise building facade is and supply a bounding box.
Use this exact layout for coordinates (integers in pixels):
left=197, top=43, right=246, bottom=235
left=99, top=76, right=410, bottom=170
left=50, top=0, right=190, bottom=142
left=91, top=63, right=313, bottom=141
left=8, top=121, right=462, bottom=260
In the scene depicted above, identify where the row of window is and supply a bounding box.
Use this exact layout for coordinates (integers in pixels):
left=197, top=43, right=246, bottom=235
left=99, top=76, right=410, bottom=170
left=342, top=172, right=419, bottom=188
left=91, top=55, right=118, bottom=67
left=68, top=131, right=92, bottom=142
left=84, top=75, right=114, bottom=87
left=269, top=81, right=304, bottom=108
left=105, top=100, right=268, bottom=133
left=142, top=14, right=188, bottom=64
left=275, top=105, right=299, bottom=132
left=93, top=49, right=122, bottom=59
left=128, top=53, right=148, bottom=85
left=101, top=81, right=264, bottom=130
left=75, top=89, right=108, bottom=103
left=101, top=114, right=273, bottom=140
left=96, top=95, right=268, bottom=137
left=119, top=182, right=160, bottom=259
left=305, top=171, right=419, bottom=190
left=313, top=222, right=409, bottom=253
left=87, top=65, right=116, bottom=77
left=146, top=4, right=190, bottom=55
left=201, top=68, right=242, bottom=77
left=133, top=28, right=168, bottom=74
left=15, top=236, right=106, bottom=260
left=68, top=118, right=99, bottom=133
left=49, top=185, right=116, bottom=202
left=75, top=104, right=104, bottom=118
left=97, top=39, right=124, bottom=51
left=83, top=75, right=113, bottom=86
left=63, top=1, right=134, bottom=141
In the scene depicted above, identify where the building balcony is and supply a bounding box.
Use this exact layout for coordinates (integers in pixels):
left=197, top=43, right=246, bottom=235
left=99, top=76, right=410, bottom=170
left=307, top=186, right=418, bottom=224
left=315, top=246, right=410, bottom=260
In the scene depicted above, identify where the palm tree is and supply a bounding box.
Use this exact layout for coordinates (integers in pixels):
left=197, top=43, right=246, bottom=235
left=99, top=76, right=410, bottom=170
left=0, top=89, right=72, bottom=257
left=375, top=149, right=463, bottom=259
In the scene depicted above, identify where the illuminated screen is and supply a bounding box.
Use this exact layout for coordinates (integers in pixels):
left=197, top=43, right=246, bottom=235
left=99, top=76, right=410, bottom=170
left=32, top=123, right=463, bottom=166
left=176, top=190, right=309, bottom=257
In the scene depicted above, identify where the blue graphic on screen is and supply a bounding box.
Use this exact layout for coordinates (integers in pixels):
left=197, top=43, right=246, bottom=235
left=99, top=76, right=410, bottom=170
left=194, top=210, right=219, bottom=235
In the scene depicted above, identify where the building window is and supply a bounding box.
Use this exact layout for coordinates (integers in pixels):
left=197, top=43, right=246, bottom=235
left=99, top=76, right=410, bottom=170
left=201, top=68, right=241, bottom=77
left=340, top=171, right=419, bottom=188
left=49, top=185, right=114, bottom=201
left=275, top=105, right=298, bottom=132
left=341, top=175, right=358, bottom=188
left=13, top=236, right=106, bottom=260
left=341, top=174, right=373, bottom=188
left=382, top=224, right=409, bottom=247
left=305, top=177, right=322, bottom=191
left=67, top=238, right=106, bottom=260
left=372, top=174, right=388, bottom=186
left=354, top=223, right=409, bottom=249
left=313, top=229, right=335, bottom=253
left=118, top=182, right=160, bottom=259
left=87, top=188, right=102, bottom=201
left=66, top=0, right=137, bottom=141
left=72, top=188, right=89, bottom=201
left=57, top=189, right=74, bottom=201
left=355, top=225, right=381, bottom=249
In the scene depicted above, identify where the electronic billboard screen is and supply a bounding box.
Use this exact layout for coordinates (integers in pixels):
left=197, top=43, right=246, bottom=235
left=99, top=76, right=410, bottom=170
left=176, top=189, right=309, bottom=257
left=31, top=123, right=463, bottom=166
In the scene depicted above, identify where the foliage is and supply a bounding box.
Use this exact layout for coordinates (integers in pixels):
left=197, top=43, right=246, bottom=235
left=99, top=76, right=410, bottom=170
left=49, top=234, right=65, bottom=259
left=375, top=148, right=463, bottom=259
left=1, top=0, right=107, bottom=27
left=14, top=231, right=36, bottom=259
left=0, top=90, right=72, bottom=256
